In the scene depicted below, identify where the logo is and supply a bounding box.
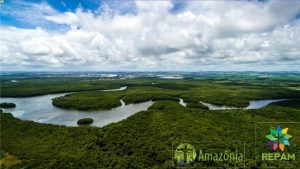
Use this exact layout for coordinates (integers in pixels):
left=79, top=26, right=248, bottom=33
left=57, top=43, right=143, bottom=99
left=174, top=143, right=196, bottom=166
left=256, top=122, right=298, bottom=165
left=173, top=142, right=244, bottom=167
left=265, top=125, right=292, bottom=152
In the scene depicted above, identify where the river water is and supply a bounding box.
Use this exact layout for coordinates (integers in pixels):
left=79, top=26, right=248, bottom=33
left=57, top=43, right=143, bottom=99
left=1, top=87, right=153, bottom=127
left=199, top=99, right=286, bottom=110
left=1, top=87, right=286, bottom=127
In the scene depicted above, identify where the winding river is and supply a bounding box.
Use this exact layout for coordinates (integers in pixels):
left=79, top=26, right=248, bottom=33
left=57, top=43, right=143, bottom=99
left=199, top=99, right=286, bottom=110
left=1, top=86, right=287, bottom=127
left=1, top=87, right=153, bottom=127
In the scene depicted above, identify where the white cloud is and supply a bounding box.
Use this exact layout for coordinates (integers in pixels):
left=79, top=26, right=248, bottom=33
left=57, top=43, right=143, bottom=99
left=45, top=12, right=79, bottom=26
left=1, top=0, right=300, bottom=71
left=135, top=1, right=173, bottom=13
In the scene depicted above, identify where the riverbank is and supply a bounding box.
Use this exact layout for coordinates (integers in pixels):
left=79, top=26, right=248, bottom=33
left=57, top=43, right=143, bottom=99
left=1, top=98, right=300, bottom=168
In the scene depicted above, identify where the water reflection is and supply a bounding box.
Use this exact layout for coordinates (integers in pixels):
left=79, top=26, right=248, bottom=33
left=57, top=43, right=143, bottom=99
left=1, top=87, right=153, bottom=127
left=200, top=99, right=286, bottom=110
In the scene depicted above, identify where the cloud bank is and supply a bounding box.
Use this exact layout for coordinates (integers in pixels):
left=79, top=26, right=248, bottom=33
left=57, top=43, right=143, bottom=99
left=1, top=0, right=300, bottom=71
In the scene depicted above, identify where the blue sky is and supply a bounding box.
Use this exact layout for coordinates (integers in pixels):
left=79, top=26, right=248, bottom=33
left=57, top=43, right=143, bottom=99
left=1, top=0, right=183, bottom=29
left=0, top=0, right=134, bottom=29
left=1, top=0, right=300, bottom=71
left=3, top=0, right=102, bottom=13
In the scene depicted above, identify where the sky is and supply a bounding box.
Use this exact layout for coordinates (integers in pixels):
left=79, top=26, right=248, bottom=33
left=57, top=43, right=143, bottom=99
left=0, top=0, right=300, bottom=71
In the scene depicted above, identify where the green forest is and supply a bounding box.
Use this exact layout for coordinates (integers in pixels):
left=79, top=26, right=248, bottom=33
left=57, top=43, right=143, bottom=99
left=1, top=74, right=300, bottom=168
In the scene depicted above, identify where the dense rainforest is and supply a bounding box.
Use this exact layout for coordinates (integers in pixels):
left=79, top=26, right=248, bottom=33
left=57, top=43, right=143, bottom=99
left=1, top=74, right=300, bottom=168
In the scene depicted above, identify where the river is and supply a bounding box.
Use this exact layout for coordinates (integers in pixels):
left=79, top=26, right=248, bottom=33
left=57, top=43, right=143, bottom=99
left=1, top=87, right=153, bottom=127
left=1, top=87, right=287, bottom=127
